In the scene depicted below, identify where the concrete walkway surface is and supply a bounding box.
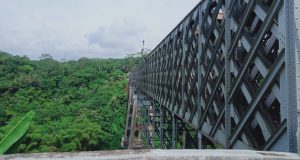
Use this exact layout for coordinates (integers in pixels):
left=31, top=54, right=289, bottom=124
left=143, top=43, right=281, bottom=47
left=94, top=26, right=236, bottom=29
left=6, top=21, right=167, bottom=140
left=1, top=149, right=300, bottom=160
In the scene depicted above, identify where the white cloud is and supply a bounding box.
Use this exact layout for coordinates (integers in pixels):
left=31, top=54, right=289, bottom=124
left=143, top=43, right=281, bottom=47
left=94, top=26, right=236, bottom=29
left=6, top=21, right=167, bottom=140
left=0, top=0, right=200, bottom=60
left=86, top=20, right=147, bottom=57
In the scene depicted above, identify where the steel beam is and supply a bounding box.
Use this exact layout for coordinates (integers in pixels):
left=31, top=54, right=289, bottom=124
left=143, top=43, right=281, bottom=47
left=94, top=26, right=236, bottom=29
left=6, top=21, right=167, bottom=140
left=285, top=0, right=298, bottom=153
left=295, top=0, right=300, bottom=154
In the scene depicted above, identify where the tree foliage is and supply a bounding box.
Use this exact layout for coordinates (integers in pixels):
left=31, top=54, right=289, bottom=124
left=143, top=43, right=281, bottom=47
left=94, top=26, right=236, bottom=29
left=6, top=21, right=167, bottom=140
left=0, top=110, right=35, bottom=154
left=0, top=51, right=140, bottom=153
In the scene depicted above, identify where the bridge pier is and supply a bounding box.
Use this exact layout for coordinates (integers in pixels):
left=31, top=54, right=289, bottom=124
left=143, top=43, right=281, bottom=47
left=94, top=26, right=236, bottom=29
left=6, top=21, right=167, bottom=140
left=125, top=86, right=223, bottom=150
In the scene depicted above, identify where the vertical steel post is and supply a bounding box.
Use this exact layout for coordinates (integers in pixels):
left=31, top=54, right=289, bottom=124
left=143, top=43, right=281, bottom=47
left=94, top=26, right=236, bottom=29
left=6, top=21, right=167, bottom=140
left=294, top=0, right=300, bottom=154
left=198, top=132, right=202, bottom=149
left=144, top=95, right=150, bottom=149
left=123, top=86, right=132, bottom=148
left=182, top=124, right=187, bottom=149
left=159, top=105, right=164, bottom=149
left=181, top=67, right=186, bottom=117
left=285, top=0, right=297, bottom=153
left=128, top=93, right=138, bottom=149
left=172, top=113, right=177, bottom=149
left=224, top=0, right=232, bottom=149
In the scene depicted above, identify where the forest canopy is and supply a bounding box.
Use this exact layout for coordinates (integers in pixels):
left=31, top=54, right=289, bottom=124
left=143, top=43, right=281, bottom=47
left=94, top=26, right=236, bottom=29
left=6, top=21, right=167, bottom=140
left=0, top=51, right=140, bottom=153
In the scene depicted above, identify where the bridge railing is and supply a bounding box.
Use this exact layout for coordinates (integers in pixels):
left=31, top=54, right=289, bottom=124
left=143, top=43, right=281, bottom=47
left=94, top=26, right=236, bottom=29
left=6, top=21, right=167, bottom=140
left=130, top=0, right=299, bottom=152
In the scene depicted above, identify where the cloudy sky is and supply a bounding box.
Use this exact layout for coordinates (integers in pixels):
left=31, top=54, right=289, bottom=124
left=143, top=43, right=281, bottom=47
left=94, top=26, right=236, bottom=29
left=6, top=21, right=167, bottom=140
left=0, top=0, right=200, bottom=60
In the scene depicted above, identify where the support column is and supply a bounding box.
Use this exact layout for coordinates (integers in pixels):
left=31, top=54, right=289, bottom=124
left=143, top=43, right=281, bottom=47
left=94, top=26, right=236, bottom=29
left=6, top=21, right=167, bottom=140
left=285, top=0, right=298, bottom=153
left=160, top=105, right=164, bottom=149
left=294, top=0, right=300, bottom=154
left=172, top=113, right=177, bottom=149
left=181, top=67, right=186, bottom=116
left=182, top=123, right=186, bottom=149
left=198, top=132, right=202, bottom=149
left=182, top=130, right=186, bottom=149
left=148, top=98, right=155, bottom=149
left=123, top=86, right=133, bottom=149
left=128, top=94, right=138, bottom=149
left=143, top=95, right=150, bottom=149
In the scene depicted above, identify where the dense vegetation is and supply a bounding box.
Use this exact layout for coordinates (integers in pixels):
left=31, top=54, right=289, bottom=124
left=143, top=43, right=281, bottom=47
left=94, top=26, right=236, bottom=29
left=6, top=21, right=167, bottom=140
left=0, top=51, right=140, bottom=153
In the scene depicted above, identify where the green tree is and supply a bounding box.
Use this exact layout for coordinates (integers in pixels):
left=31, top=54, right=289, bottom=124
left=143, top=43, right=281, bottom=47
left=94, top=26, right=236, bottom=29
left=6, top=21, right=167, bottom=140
left=0, top=51, right=139, bottom=153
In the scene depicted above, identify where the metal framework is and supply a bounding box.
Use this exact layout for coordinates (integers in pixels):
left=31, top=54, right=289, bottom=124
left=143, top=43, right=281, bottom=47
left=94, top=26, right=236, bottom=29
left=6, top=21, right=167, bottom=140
left=125, top=0, right=300, bottom=152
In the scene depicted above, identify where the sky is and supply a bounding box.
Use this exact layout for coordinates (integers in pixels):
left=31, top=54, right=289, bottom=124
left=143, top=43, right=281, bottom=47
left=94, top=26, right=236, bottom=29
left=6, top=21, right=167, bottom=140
left=0, top=0, right=200, bottom=60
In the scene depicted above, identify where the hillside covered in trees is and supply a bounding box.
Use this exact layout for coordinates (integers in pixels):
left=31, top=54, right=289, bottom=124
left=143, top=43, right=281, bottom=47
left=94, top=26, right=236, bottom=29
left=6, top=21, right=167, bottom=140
left=0, top=51, right=140, bottom=153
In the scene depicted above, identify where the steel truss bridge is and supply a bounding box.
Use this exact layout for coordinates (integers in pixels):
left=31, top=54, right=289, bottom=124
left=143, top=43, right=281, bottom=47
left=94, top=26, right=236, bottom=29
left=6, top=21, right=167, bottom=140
left=123, top=0, right=300, bottom=152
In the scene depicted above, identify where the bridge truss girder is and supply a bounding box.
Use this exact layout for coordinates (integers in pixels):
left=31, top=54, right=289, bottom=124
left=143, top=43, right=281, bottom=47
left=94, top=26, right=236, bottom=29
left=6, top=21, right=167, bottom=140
left=129, top=0, right=300, bottom=152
